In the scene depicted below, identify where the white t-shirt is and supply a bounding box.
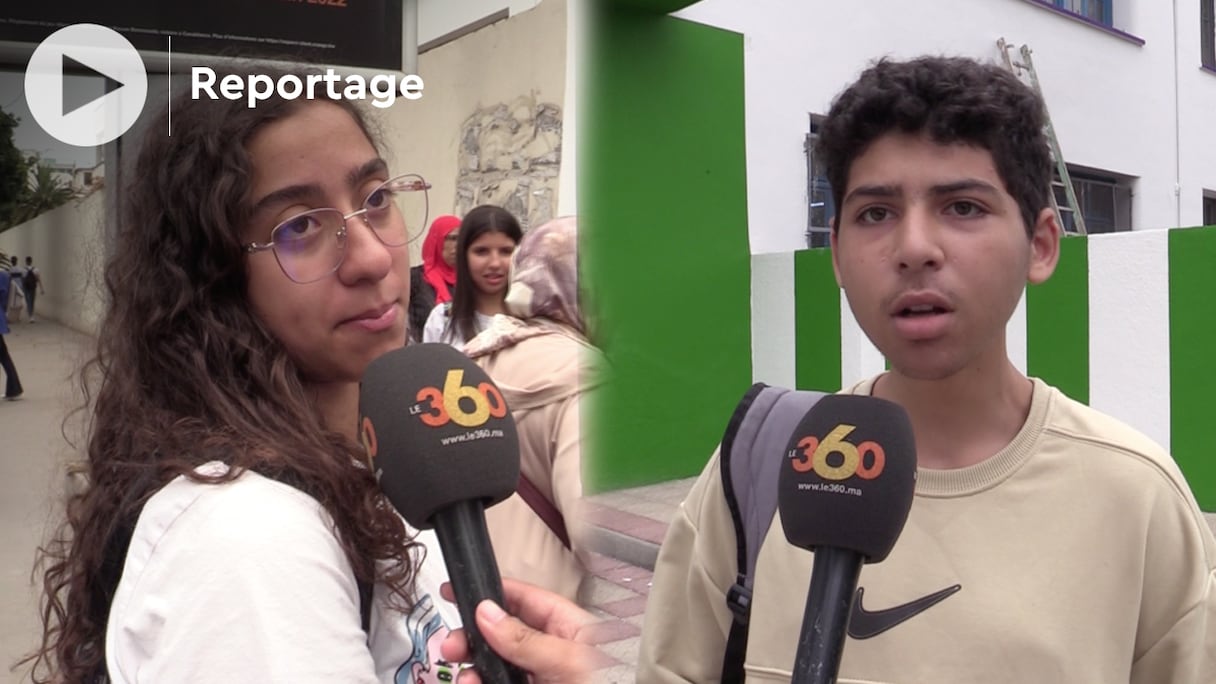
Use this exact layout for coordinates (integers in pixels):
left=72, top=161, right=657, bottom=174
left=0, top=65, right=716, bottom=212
left=421, top=303, right=494, bottom=349
left=105, top=462, right=461, bottom=683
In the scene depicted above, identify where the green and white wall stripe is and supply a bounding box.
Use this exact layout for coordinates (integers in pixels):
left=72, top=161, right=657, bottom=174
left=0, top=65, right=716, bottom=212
left=752, top=228, right=1216, bottom=510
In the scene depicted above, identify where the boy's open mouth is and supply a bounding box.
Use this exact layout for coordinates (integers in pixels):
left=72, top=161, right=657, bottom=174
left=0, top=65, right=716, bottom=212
left=897, top=304, right=948, bottom=317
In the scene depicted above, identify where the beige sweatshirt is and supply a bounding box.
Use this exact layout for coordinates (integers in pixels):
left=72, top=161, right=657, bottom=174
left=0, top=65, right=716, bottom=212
left=640, top=378, right=1216, bottom=683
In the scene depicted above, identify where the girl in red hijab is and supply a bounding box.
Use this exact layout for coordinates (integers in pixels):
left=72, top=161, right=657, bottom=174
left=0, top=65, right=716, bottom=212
left=421, top=215, right=461, bottom=303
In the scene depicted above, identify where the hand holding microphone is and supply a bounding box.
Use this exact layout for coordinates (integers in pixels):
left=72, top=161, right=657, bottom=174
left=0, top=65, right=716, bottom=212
left=439, top=578, right=603, bottom=684
left=360, top=343, right=527, bottom=684
left=778, top=395, right=917, bottom=684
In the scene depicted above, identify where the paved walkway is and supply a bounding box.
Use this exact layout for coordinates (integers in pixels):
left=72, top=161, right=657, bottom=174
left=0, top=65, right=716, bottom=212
left=581, top=479, right=694, bottom=683
left=0, top=321, right=93, bottom=684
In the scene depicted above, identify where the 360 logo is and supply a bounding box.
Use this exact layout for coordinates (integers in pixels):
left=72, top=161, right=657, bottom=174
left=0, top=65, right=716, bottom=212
left=790, top=424, right=886, bottom=480
left=413, top=369, right=507, bottom=428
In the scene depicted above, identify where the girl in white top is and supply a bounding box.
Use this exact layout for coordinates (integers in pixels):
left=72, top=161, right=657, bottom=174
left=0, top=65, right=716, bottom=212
left=422, top=205, right=523, bottom=348
left=26, top=67, right=594, bottom=684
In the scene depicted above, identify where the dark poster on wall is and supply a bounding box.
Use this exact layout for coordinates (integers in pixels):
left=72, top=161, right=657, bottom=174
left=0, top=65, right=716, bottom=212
left=0, top=0, right=404, bottom=70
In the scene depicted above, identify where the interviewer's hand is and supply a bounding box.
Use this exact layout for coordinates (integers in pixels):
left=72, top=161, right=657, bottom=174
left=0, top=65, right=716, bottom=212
left=439, top=578, right=608, bottom=683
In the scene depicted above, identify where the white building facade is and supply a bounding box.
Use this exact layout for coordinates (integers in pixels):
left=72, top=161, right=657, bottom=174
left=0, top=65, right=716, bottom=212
left=672, top=0, right=1216, bottom=253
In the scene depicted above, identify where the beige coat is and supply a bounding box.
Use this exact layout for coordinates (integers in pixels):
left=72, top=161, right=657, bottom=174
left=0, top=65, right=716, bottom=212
left=474, top=329, right=602, bottom=603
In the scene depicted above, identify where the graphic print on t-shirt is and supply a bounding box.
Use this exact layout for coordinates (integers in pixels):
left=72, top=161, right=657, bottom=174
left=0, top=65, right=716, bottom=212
left=395, top=592, right=460, bottom=684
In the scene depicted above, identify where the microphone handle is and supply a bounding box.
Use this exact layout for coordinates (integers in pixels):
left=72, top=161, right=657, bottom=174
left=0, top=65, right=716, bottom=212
left=432, top=501, right=529, bottom=684
left=790, top=547, right=864, bottom=684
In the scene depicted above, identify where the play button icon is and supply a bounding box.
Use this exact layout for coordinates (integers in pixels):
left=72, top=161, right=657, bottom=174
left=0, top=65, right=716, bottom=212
left=24, top=24, right=148, bottom=148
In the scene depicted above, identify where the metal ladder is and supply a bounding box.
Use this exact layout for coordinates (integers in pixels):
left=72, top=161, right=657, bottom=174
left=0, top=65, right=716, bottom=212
left=998, top=38, right=1087, bottom=236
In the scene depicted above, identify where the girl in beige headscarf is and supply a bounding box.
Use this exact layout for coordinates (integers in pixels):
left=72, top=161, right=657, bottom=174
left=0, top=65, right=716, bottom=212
left=463, top=216, right=603, bottom=604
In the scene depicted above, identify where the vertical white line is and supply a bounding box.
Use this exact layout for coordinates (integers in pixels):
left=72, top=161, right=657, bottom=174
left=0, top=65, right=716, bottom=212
left=750, top=252, right=797, bottom=387
left=1008, top=288, right=1028, bottom=374
left=1088, top=230, right=1172, bottom=449
left=840, top=290, right=884, bottom=388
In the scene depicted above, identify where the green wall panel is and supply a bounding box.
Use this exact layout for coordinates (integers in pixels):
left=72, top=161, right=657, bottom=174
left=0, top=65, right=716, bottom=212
left=583, top=6, right=751, bottom=491
left=1027, top=235, right=1089, bottom=404
left=794, top=248, right=842, bottom=392
left=1168, top=226, right=1216, bottom=511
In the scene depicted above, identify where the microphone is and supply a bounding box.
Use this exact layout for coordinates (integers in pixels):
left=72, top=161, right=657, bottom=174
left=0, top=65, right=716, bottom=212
left=359, top=343, right=527, bottom=684
left=777, top=394, right=917, bottom=684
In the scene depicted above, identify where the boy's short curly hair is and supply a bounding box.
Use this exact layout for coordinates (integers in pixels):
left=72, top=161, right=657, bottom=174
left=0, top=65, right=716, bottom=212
left=816, top=56, right=1052, bottom=237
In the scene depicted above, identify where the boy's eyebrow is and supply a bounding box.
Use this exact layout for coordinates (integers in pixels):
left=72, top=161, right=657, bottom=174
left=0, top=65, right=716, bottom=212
left=843, top=184, right=900, bottom=206
left=251, top=158, right=390, bottom=215
left=928, top=179, right=1001, bottom=196
left=842, top=179, right=1001, bottom=206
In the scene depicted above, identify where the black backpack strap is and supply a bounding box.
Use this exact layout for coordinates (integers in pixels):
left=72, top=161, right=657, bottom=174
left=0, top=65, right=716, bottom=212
left=719, top=384, right=827, bottom=683
left=719, top=383, right=768, bottom=684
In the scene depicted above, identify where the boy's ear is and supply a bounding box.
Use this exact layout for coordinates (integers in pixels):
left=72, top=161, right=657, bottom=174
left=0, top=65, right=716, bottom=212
left=1027, top=207, right=1061, bottom=285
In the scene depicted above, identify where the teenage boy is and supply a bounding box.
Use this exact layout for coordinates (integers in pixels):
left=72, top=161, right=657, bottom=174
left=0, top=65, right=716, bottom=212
left=639, top=56, right=1215, bottom=683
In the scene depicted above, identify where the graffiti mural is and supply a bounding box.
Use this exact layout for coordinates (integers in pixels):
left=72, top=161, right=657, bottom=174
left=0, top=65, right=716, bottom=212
left=454, top=94, right=561, bottom=231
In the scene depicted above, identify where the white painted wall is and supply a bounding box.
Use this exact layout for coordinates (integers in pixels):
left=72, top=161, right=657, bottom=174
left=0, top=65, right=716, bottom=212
left=1086, top=229, right=1172, bottom=448
left=750, top=252, right=797, bottom=387
left=557, top=0, right=583, bottom=217
left=675, top=0, right=1216, bottom=253
left=0, top=191, right=107, bottom=336
left=1175, top=1, right=1216, bottom=224
left=418, top=0, right=544, bottom=44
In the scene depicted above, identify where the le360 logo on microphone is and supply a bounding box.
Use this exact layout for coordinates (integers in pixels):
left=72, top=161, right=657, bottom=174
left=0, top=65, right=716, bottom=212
left=413, top=369, right=507, bottom=428
left=789, top=424, right=886, bottom=481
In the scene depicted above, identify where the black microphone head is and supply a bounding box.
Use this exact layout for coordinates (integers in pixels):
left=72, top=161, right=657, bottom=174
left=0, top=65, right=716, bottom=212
left=359, top=343, right=520, bottom=529
left=777, top=394, right=916, bottom=563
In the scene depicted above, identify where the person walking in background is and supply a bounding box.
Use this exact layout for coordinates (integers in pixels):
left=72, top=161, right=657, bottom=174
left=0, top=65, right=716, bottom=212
left=464, top=216, right=604, bottom=604
left=6, top=256, right=24, bottom=323
left=22, top=256, right=44, bottom=322
left=0, top=266, right=23, bottom=400
left=422, top=205, right=522, bottom=348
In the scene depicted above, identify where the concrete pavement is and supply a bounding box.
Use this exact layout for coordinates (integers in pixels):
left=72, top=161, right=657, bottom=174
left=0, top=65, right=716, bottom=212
left=0, top=321, right=93, bottom=684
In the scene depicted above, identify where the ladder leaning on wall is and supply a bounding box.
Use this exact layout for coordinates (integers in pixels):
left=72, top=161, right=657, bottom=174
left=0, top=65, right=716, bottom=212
left=997, top=38, right=1088, bottom=236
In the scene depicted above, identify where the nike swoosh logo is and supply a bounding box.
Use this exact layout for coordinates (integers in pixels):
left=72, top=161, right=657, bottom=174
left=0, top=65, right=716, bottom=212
left=847, top=584, right=962, bottom=639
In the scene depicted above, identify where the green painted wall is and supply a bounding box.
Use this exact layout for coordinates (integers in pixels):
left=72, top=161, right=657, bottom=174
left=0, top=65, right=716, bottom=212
left=1169, top=226, right=1216, bottom=511
left=794, top=248, right=842, bottom=392
left=583, top=5, right=752, bottom=491
left=1027, top=235, right=1089, bottom=404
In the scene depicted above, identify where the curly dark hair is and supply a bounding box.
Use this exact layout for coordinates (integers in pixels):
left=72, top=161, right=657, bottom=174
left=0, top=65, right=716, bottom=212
left=447, top=205, right=523, bottom=343
left=816, top=56, right=1052, bottom=237
left=23, top=69, right=421, bottom=682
